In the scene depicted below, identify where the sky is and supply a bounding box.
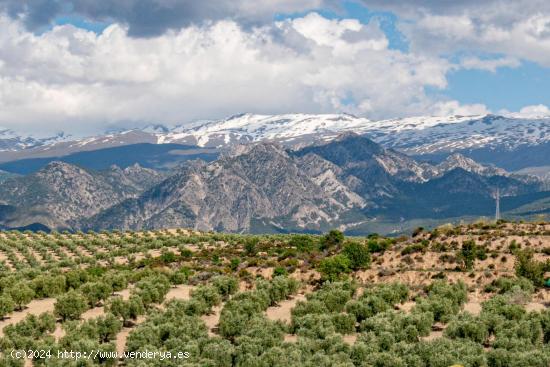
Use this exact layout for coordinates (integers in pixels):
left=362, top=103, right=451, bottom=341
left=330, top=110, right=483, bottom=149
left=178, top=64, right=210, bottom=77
left=0, top=0, right=549, bottom=136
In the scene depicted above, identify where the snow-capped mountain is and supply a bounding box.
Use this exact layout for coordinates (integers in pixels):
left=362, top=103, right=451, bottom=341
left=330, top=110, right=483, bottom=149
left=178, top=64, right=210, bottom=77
left=153, top=113, right=372, bottom=148
left=0, top=113, right=548, bottom=172
left=0, top=129, right=73, bottom=152
left=141, top=113, right=549, bottom=154
left=367, top=114, right=550, bottom=155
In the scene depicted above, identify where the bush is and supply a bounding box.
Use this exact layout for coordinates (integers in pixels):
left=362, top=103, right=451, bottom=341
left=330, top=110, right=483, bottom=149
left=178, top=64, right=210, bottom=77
left=244, top=238, right=259, bottom=256
left=342, top=241, right=371, bottom=270
left=515, top=250, right=545, bottom=287
left=367, top=282, right=409, bottom=305
left=413, top=281, right=467, bottom=322
left=256, top=276, right=299, bottom=305
left=211, top=276, right=239, bottom=299
left=346, top=296, right=389, bottom=321
left=289, top=234, right=317, bottom=253
left=367, top=238, right=392, bottom=253
left=401, top=243, right=427, bottom=256
left=134, top=274, right=171, bottom=306
left=106, top=272, right=128, bottom=292
left=484, top=276, right=535, bottom=295
left=445, top=313, right=488, bottom=343
left=219, top=290, right=271, bottom=338
left=318, top=255, right=352, bottom=281
left=54, top=291, right=88, bottom=321
left=230, top=258, right=240, bottom=271
left=481, top=294, right=526, bottom=321
left=458, top=240, right=478, bottom=270
left=32, top=275, right=66, bottom=298
left=191, top=285, right=222, bottom=308
left=320, top=230, right=345, bottom=250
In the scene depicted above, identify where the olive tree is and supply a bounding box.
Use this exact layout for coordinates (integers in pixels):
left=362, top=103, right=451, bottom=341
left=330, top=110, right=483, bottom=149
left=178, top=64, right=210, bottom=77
left=0, top=295, right=15, bottom=319
left=54, top=291, right=88, bottom=321
left=8, top=283, right=35, bottom=311
left=106, top=295, right=145, bottom=327
left=80, top=281, right=113, bottom=307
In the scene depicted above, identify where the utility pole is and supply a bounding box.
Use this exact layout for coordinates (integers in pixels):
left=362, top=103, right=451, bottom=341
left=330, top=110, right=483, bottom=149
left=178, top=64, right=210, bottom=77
left=495, top=187, right=500, bottom=222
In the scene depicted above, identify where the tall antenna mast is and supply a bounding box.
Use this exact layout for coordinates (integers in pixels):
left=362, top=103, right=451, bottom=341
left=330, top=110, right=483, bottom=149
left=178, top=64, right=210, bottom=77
left=495, top=187, right=500, bottom=222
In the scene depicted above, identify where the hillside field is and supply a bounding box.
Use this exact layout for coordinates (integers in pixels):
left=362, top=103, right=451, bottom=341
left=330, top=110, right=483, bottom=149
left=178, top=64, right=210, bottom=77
left=0, top=221, right=549, bottom=366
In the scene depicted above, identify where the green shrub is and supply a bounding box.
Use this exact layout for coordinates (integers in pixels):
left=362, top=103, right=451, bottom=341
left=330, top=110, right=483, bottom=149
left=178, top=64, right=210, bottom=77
left=515, top=250, right=545, bottom=287
left=308, top=282, right=355, bottom=313
left=32, top=275, right=66, bottom=298
left=106, top=295, right=144, bottom=326
left=191, top=285, right=222, bottom=308
left=211, top=276, right=239, bottom=299
left=445, top=313, right=488, bottom=343
left=366, top=282, right=409, bottom=305
left=367, top=238, right=393, bottom=253
left=343, top=241, right=371, bottom=270
left=244, top=238, right=259, bottom=256
left=289, top=234, right=317, bottom=253
left=484, top=276, right=535, bottom=295
left=256, top=276, right=299, bottom=305
left=401, top=243, right=427, bottom=256
left=318, top=255, right=352, bottom=281
left=320, top=230, right=345, bottom=250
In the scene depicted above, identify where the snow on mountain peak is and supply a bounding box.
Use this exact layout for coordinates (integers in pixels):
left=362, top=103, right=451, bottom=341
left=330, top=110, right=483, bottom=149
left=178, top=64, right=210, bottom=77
left=1, top=112, right=548, bottom=158
left=154, top=113, right=372, bottom=147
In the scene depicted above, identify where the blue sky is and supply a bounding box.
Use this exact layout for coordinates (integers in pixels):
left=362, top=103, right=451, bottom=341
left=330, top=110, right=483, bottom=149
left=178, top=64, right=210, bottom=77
left=446, top=61, right=550, bottom=112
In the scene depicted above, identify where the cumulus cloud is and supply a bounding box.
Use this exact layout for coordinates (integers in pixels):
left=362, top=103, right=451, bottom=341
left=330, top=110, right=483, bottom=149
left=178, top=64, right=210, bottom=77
left=431, top=100, right=490, bottom=117
left=360, top=0, right=550, bottom=67
left=0, top=13, right=457, bottom=135
left=501, top=104, right=550, bottom=118
left=0, top=0, right=331, bottom=37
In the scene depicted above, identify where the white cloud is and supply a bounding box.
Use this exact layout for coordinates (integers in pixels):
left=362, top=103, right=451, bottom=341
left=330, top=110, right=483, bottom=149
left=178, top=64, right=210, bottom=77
left=460, top=56, right=520, bottom=73
left=0, top=13, right=454, bottom=135
left=431, top=100, right=490, bottom=117
left=501, top=104, right=550, bottom=118
left=360, top=1, right=550, bottom=67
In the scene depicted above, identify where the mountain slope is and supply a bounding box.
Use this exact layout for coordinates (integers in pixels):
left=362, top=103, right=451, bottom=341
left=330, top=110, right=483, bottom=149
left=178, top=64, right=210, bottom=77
left=85, top=143, right=354, bottom=232
left=0, top=133, right=545, bottom=233
left=294, top=134, right=437, bottom=200
left=0, top=162, right=164, bottom=229
left=83, top=135, right=547, bottom=233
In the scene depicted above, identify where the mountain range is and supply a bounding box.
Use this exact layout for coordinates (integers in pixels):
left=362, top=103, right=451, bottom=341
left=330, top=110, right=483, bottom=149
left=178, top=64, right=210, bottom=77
left=0, top=113, right=548, bottom=176
left=0, top=132, right=547, bottom=234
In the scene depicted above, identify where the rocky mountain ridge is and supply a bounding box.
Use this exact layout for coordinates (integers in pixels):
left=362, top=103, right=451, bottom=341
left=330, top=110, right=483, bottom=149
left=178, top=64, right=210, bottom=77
left=0, top=134, right=546, bottom=233
left=0, top=162, right=164, bottom=229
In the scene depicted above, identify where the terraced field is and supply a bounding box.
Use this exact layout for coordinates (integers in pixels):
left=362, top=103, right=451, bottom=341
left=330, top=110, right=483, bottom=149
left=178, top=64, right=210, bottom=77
left=0, top=222, right=549, bottom=366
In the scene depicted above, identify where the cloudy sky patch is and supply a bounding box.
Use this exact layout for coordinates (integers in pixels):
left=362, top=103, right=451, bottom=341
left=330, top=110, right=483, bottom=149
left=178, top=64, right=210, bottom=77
left=0, top=0, right=548, bottom=135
